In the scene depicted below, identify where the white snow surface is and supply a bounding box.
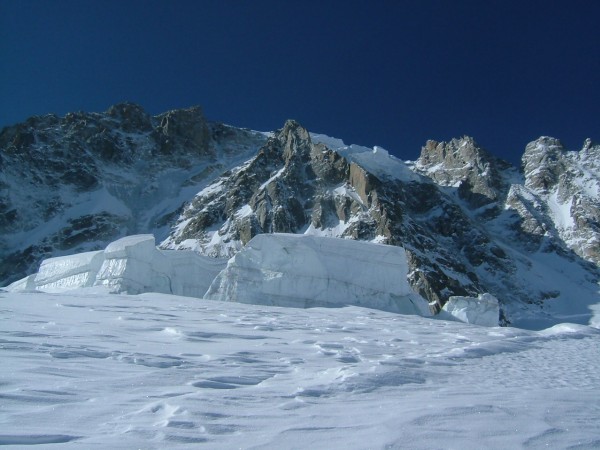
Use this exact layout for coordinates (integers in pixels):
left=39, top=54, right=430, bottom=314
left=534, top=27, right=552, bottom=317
left=205, top=233, right=431, bottom=316
left=1, top=290, right=599, bottom=448
left=440, top=293, right=500, bottom=327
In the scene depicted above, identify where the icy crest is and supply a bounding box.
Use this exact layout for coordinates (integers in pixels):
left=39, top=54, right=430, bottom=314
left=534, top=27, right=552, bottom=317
left=311, top=133, right=418, bottom=181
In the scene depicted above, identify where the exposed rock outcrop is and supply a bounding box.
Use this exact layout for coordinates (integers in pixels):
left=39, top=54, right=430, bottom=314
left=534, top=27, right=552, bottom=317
left=415, top=137, right=512, bottom=210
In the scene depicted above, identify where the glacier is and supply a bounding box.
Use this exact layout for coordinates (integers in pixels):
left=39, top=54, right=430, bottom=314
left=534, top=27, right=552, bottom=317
left=7, top=233, right=434, bottom=318
left=7, top=234, right=227, bottom=298
left=205, top=233, right=432, bottom=316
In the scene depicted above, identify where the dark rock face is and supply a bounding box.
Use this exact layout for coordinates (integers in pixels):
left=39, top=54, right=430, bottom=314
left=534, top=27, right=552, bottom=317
left=154, top=106, right=212, bottom=158
left=415, top=137, right=512, bottom=210
left=106, top=102, right=153, bottom=133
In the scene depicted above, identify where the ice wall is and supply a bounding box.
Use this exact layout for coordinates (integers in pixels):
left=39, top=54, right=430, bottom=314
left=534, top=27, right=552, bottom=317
left=441, top=293, right=500, bottom=326
left=9, top=233, right=511, bottom=321
left=204, top=233, right=432, bottom=316
left=36, top=250, right=105, bottom=291
left=7, top=235, right=227, bottom=298
left=94, top=235, right=168, bottom=294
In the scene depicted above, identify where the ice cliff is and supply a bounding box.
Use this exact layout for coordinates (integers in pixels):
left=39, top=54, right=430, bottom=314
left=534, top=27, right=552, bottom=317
left=7, top=235, right=226, bottom=298
left=7, top=233, right=437, bottom=319
left=205, top=233, right=432, bottom=316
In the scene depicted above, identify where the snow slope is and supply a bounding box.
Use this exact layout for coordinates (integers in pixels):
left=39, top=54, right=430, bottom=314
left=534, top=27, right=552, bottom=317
left=1, top=290, right=599, bottom=448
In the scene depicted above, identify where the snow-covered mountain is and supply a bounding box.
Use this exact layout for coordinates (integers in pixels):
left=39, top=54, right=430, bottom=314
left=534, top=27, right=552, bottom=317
left=3, top=104, right=600, bottom=448
left=1, top=104, right=599, bottom=327
left=0, top=103, right=266, bottom=285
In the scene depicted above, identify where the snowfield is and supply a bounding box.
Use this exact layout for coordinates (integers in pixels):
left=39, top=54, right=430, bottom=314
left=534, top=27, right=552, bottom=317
left=1, top=289, right=600, bottom=449
left=2, top=234, right=600, bottom=448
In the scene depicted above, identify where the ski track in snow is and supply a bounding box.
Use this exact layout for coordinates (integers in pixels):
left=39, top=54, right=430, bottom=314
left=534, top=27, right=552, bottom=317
left=1, top=290, right=600, bottom=449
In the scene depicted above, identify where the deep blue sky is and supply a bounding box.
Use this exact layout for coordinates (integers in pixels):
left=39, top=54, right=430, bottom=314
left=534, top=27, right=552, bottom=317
left=1, top=0, right=598, bottom=164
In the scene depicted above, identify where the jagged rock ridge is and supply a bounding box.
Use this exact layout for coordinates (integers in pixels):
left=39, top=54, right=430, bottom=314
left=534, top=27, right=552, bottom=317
left=1, top=103, right=599, bottom=326
left=162, top=121, right=489, bottom=310
left=162, top=122, right=599, bottom=325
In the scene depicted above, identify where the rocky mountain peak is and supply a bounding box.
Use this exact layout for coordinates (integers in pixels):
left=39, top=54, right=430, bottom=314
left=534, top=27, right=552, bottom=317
left=106, top=102, right=152, bottom=132
left=153, top=105, right=211, bottom=158
left=2, top=105, right=599, bottom=326
left=415, top=136, right=511, bottom=210
left=274, top=119, right=313, bottom=165
left=522, top=137, right=566, bottom=192
left=419, top=136, right=493, bottom=167
left=579, top=138, right=599, bottom=166
left=504, top=135, right=600, bottom=269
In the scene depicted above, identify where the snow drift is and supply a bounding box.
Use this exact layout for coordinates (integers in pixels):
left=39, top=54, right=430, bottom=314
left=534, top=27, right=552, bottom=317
left=3, top=289, right=599, bottom=448
left=205, top=233, right=432, bottom=316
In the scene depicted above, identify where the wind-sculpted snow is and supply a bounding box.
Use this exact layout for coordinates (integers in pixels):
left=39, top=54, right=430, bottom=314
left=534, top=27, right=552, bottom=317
left=1, top=290, right=599, bottom=448
left=205, top=233, right=432, bottom=316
